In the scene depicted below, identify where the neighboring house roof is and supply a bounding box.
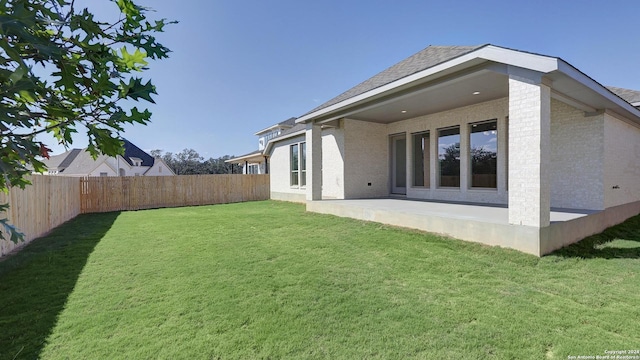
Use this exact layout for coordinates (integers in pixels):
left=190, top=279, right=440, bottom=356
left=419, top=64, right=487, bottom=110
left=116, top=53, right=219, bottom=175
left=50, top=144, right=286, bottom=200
left=57, top=148, right=82, bottom=169
left=607, top=86, right=640, bottom=106
left=122, top=139, right=154, bottom=166
left=226, top=150, right=264, bottom=164
left=304, top=45, right=486, bottom=116
left=58, top=152, right=115, bottom=175
left=43, top=139, right=157, bottom=175
left=254, top=117, right=298, bottom=135
left=41, top=149, right=77, bottom=172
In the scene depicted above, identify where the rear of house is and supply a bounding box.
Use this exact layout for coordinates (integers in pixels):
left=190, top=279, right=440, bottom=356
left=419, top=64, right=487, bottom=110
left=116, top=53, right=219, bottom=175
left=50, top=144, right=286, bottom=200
left=250, top=44, right=640, bottom=255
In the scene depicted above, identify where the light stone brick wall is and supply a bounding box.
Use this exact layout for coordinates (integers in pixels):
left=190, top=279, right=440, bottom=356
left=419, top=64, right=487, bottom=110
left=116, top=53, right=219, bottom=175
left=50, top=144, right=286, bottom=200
left=343, top=119, right=389, bottom=198
left=604, top=113, right=640, bottom=208
left=387, top=97, right=509, bottom=204
left=507, top=73, right=551, bottom=227
left=549, top=99, right=604, bottom=210
left=269, top=127, right=346, bottom=201
left=321, top=124, right=345, bottom=199
left=268, top=134, right=306, bottom=200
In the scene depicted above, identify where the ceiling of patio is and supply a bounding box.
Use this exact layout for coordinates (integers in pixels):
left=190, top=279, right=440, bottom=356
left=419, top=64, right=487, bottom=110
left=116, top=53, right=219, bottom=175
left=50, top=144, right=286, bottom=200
left=338, top=69, right=509, bottom=124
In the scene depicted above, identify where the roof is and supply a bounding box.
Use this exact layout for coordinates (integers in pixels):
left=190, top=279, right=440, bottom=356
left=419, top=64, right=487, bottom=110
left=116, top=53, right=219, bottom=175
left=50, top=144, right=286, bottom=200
left=122, top=139, right=154, bottom=167
left=255, top=117, right=297, bottom=135
left=226, top=149, right=264, bottom=163
left=44, top=139, right=156, bottom=175
left=41, top=149, right=76, bottom=171
left=606, top=86, right=640, bottom=105
left=58, top=148, right=81, bottom=168
left=304, top=45, right=486, bottom=116
left=58, top=151, right=113, bottom=175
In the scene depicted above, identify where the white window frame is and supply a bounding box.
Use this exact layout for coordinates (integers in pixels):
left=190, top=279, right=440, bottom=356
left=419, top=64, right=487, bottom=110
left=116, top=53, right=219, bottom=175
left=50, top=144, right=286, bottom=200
left=290, top=141, right=306, bottom=188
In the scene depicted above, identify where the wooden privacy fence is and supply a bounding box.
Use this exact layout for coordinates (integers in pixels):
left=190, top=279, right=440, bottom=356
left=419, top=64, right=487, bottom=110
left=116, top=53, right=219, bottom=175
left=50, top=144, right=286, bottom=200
left=80, top=174, right=270, bottom=213
left=0, top=174, right=269, bottom=257
left=0, top=175, right=81, bottom=257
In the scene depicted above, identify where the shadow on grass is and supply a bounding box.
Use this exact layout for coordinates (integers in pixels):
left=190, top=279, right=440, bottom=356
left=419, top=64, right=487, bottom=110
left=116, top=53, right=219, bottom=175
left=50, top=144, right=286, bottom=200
left=0, top=212, right=120, bottom=360
left=552, top=213, right=640, bottom=259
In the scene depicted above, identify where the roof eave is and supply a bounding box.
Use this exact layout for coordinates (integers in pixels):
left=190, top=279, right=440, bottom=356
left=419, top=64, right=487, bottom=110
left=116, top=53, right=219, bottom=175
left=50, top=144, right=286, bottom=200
left=556, top=60, right=640, bottom=120
left=296, top=44, right=640, bottom=124
left=296, top=45, right=560, bottom=124
left=264, top=129, right=306, bottom=154
left=253, top=124, right=293, bottom=136
left=225, top=151, right=264, bottom=164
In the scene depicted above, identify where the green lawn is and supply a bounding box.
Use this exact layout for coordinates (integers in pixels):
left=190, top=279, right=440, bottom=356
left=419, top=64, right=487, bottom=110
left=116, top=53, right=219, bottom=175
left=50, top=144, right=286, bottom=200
left=0, top=201, right=639, bottom=359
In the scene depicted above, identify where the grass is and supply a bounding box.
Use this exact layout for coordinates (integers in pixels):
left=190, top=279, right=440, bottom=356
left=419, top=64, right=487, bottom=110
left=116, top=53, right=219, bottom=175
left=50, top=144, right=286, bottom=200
left=0, top=200, right=639, bottom=359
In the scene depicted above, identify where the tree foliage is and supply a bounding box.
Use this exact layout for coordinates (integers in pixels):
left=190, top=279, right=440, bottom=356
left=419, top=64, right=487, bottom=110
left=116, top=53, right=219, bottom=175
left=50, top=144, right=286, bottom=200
left=0, top=0, right=174, bottom=241
left=153, top=149, right=242, bottom=175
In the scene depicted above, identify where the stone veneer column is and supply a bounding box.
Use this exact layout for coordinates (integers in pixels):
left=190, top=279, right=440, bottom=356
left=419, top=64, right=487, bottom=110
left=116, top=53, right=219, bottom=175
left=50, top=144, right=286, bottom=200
left=508, top=67, right=551, bottom=227
left=306, top=121, right=322, bottom=201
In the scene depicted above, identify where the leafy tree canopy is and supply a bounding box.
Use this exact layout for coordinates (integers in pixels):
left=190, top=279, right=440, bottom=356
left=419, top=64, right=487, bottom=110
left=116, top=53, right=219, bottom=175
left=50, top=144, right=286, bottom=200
left=0, top=0, right=174, bottom=191
left=0, top=0, right=174, bottom=241
left=152, top=149, right=242, bottom=175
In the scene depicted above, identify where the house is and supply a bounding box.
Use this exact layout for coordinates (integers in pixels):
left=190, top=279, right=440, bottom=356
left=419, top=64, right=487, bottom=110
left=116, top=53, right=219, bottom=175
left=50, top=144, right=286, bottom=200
left=43, top=139, right=175, bottom=177
left=226, top=117, right=297, bottom=174
left=242, top=44, right=640, bottom=256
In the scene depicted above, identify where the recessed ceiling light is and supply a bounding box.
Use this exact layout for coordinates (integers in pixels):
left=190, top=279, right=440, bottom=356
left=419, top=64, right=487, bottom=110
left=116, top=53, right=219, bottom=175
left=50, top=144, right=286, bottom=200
left=472, top=91, right=480, bottom=95
left=401, top=110, right=407, bottom=113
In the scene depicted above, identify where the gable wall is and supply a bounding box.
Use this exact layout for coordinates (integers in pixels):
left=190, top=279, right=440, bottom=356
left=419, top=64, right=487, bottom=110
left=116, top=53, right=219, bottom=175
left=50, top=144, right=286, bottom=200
left=144, top=160, right=174, bottom=176
left=549, top=99, right=604, bottom=210
left=269, top=134, right=307, bottom=202
left=87, top=162, right=117, bottom=177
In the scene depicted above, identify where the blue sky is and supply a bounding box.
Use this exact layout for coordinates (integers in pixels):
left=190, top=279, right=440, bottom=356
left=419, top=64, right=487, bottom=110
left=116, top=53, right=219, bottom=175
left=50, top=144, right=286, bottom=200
left=42, top=0, right=640, bottom=158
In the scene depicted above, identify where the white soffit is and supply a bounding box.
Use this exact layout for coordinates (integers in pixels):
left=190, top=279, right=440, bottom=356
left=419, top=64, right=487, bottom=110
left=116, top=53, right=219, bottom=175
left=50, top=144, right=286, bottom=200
left=297, top=45, right=561, bottom=123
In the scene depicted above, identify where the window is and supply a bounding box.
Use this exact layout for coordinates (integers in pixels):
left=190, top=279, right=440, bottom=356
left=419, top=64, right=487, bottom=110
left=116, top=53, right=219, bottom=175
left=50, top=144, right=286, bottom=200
left=470, top=120, right=498, bottom=188
left=300, top=142, right=306, bottom=187
left=438, top=127, right=460, bottom=187
left=290, top=144, right=299, bottom=186
left=412, top=132, right=430, bottom=187
left=159, top=166, right=162, bottom=173
left=99, top=172, right=108, bottom=177
left=247, top=164, right=259, bottom=174
left=290, top=142, right=306, bottom=187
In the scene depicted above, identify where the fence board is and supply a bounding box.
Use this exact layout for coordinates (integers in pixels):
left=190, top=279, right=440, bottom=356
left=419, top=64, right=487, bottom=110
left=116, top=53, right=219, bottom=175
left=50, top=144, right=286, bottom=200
left=0, top=174, right=269, bottom=258
left=0, top=175, right=81, bottom=257
left=79, top=174, right=270, bottom=213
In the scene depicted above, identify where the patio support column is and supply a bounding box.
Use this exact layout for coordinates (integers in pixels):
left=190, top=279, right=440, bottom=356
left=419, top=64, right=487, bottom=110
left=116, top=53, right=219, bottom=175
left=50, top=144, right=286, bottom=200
left=508, top=66, right=551, bottom=227
left=306, top=121, right=322, bottom=201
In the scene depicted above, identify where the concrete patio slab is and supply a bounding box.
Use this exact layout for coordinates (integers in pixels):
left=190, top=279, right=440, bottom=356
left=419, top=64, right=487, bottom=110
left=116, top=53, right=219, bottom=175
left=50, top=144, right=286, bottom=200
left=306, top=198, right=640, bottom=256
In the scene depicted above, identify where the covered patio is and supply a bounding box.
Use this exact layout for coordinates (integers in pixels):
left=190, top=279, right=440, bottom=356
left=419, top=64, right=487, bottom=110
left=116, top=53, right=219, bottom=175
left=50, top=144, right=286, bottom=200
left=306, top=198, right=627, bottom=256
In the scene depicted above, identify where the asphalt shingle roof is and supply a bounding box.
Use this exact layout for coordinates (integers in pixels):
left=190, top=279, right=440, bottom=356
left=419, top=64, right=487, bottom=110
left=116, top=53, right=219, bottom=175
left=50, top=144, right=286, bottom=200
left=607, top=86, right=640, bottom=105
left=305, top=45, right=486, bottom=116
left=122, top=139, right=154, bottom=167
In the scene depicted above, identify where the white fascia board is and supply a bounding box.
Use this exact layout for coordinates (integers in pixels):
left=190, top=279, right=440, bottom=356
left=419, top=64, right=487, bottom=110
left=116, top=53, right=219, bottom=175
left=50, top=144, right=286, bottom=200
left=557, top=60, right=640, bottom=118
left=254, top=124, right=292, bottom=136
left=296, top=45, right=561, bottom=124
left=476, top=46, right=559, bottom=73
left=225, top=151, right=263, bottom=163
left=264, top=130, right=306, bottom=154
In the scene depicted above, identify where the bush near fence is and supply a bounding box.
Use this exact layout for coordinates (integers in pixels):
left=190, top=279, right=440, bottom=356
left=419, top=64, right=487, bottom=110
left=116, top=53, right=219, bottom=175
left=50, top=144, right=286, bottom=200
left=0, top=174, right=269, bottom=257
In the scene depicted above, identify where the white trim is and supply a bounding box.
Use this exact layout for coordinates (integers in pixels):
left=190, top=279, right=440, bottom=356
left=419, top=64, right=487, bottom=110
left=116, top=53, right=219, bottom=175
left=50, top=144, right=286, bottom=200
left=263, top=129, right=305, bottom=155
left=557, top=60, right=640, bottom=118
left=295, top=44, right=640, bottom=125
left=225, top=152, right=264, bottom=164
left=296, top=45, right=561, bottom=124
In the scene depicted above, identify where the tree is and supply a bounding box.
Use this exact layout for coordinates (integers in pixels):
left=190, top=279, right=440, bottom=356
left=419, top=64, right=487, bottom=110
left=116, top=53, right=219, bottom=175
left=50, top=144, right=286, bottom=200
left=151, top=149, right=242, bottom=175
left=0, top=0, right=174, bottom=241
